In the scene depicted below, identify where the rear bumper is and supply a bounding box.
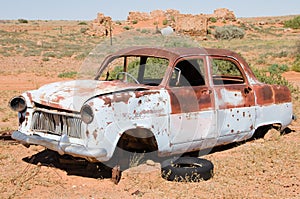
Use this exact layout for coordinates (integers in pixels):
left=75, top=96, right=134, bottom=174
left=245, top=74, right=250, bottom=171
left=12, top=131, right=107, bottom=161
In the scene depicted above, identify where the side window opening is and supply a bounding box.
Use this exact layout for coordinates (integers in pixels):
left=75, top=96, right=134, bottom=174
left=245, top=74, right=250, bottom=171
left=212, top=58, right=245, bottom=85
left=101, top=56, right=169, bottom=86
left=170, top=58, right=205, bottom=87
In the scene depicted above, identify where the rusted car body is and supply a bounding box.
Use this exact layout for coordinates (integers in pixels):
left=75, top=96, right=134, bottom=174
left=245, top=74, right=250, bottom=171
left=10, top=47, right=293, bottom=162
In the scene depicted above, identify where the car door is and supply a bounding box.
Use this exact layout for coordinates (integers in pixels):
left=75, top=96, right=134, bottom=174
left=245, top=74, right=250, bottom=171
left=210, top=56, right=256, bottom=142
left=167, top=57, right=217, bottom=151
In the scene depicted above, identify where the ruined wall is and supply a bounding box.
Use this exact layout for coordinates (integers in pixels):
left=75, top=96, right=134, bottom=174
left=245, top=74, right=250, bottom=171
left=175, top=14, right=208, bottom=36
left=89, top=8, right=236, bottom=38
left=212, top=8, right=236, bottom=21
left=89, top=13, right=112, bottom=37
left=127, top=11, right=151, bottom=21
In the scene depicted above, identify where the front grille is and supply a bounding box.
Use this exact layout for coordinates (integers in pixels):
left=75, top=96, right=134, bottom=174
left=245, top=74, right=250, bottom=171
left=31, top=110, right=82, bottom=138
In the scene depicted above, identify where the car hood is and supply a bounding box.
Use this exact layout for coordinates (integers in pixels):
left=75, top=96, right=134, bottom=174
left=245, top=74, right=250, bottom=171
left=28, top=80, right=146, bottom=112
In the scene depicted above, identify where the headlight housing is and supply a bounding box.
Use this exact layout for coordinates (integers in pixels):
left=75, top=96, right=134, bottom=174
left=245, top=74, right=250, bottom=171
left=9, top=96, right=27, bottom=112
left=80, top=104, right=94, bottom=124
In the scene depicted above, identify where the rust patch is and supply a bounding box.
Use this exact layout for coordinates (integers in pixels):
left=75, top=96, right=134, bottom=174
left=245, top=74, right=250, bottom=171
left=168, top=87, right=213, bottom=114
left=111, top=92, right=132, bottom=104
left=272, top=85, right=291, bottom=104
left=26, top=92, right=33, bottom=102
left=101, top=96, right=112, bottom=106
left=52, top=95, right=65, bottom=103
left=253, top=84, right=291, bottom=105
left=253, top=85, right=274, bottom=105
left=135, top=91, right=160, bottom=98
left=93, top=129, right=97, bottom=140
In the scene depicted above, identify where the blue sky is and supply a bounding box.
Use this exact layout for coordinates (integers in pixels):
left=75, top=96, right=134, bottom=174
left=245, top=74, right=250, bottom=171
left=0, top=0, right=299, bottom=20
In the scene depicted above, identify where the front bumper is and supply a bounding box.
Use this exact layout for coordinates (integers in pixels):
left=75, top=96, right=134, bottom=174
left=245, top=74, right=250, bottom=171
left=12, top=131, right=107, bottom=161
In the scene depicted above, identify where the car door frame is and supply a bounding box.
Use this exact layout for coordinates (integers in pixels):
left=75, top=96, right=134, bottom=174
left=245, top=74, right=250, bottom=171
left=166, top=55, right=218, bottom=153
left=208, top=55, right=256, bottom=144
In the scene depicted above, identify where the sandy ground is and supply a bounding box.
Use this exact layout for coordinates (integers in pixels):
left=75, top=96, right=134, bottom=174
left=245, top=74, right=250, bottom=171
left=0, top=18, right=300, bottom=199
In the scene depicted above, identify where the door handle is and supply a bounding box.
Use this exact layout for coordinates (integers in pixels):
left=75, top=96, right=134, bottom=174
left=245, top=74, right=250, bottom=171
left=244, top=87, right=252, bottom=94
left=202, top=89, right=212, bottom=95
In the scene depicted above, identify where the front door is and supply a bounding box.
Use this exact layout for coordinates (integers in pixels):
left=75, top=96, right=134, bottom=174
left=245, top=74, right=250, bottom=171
left=167, top=57, right=217, bottom=151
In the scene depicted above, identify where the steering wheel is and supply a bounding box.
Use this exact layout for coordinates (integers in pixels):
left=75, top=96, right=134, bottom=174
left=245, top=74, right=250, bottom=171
left=116, top=72, right=140, bottom=84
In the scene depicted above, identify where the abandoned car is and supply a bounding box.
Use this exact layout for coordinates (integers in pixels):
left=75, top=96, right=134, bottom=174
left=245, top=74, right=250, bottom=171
left=10, top=46, right=294, bottom=163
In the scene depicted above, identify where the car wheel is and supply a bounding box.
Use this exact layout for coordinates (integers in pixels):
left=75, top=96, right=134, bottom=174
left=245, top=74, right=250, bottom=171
left=161, top=157, right=214, bottom=182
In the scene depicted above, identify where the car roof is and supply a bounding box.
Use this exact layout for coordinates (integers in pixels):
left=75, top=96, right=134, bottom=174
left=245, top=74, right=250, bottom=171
left=108, top=46, right=240, bottom=62
left=95, top=46, right=253, bottom=80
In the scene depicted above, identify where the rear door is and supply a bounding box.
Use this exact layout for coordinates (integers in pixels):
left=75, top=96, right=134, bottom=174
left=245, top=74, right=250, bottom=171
left=210, top=56, right=256, bottom=141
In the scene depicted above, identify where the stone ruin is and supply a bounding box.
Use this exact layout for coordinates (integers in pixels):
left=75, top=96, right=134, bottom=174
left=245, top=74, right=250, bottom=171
left=89, top=8, right=236, bottom=38
left=88, top=13, right=112, bottom=37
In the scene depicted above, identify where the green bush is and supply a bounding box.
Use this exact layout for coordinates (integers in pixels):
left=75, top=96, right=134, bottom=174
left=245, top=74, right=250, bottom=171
left=80, top=27, right=88, bottom=34
left=43, top=51, right=57, bottom=58
left=123, top=26, right=131, bottom=30
left=268, top=64, right=289, bottom=75
left=292, top=55, right=300, bottom=72
left=210, top=17, right=217, bottom=23
left=163, top=19, right=168, bottom=26
left=58, top=71, right=77, bottom=78
left=284, top=16, right=300, bottom=29
left=214, top=25, right=245, bottom=40
left=18, top=19, right=28, bottom=24
left=78, top=21, right=88, bottom=25
left=132, top=20, right=138, bottom=25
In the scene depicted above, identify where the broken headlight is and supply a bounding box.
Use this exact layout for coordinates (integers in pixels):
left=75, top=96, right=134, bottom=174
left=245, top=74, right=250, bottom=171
left=80, top=104, right=94, bottom=124
left=9, top=96, right=27, bottom=112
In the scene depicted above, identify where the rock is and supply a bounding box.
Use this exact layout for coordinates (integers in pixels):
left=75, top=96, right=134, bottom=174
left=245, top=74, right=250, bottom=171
left=146, top=159, right=156, bottom=166
left=119, top=162, right=162, bottom=184
left=160, top=26, right=174, bottom=36
left=264, top=128, right=281, bottom=141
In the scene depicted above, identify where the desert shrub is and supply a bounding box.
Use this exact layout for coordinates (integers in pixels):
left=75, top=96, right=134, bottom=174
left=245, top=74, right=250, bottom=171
left=268, top=64, right=289, bottom=75
left=132, top=20, right=138, bottom=25
left=253, top=68, right=295, bottom=93
left=80, top=27, right=88, bottom=34
left=141, top=29, right=150, bottom=34
left=123, top=26, right=131, bottom=30
left=214, top=25, right=245, bottom=40
left=276, top=51, right=288, bottom=58
left=292, top=55, right=300, bottom=72
left=296, top=40, right=300, bottom=54
left=163, top=19, right=168, bottom=26
left=43, top=51, right=56, bottom=58
left=210, top=17, right=217, bottom=23
left=18, top=19, right=28, bottom=24
left=58, top=71, right=77, bottom=78
left=23, top=49, right=41, bottom=57
left=78, top=21, right=88, bottom=25
left=42, top=57, right=50, bottom=62
left=284, top=16, right=300, bottom=29
left=116, top=21, right=122, bottom=25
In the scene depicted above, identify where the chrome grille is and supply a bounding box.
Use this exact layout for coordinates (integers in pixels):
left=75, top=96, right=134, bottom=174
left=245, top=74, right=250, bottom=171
left=31, top=110, right=82, bottom=138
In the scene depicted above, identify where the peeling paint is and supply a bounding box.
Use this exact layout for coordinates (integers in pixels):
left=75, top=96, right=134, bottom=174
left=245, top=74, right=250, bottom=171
left=12, top=46, right=293, bottom=162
